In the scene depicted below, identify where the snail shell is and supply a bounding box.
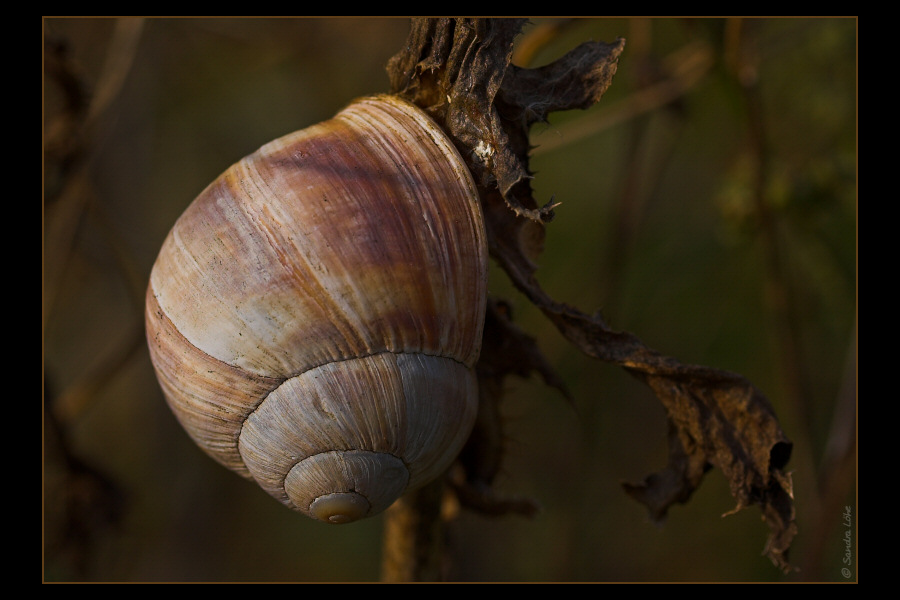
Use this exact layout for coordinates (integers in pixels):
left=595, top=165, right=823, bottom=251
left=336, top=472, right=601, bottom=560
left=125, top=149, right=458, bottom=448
left=145, top=95, right=488, bottom=524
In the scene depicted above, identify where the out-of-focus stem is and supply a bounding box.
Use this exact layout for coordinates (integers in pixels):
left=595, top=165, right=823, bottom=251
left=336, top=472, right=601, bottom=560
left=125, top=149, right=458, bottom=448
left=380, top=478, right=446, bottom=582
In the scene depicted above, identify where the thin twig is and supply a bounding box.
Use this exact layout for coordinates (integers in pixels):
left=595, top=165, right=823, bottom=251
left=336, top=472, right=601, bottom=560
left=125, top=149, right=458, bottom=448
left=530, top=39, right=713, bottom=158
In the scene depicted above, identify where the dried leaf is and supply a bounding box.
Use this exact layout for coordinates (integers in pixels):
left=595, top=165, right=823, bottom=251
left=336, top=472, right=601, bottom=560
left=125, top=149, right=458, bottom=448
left=388, top=17, right=796, bottom=573
left=459, top=298, right=570, bottom=503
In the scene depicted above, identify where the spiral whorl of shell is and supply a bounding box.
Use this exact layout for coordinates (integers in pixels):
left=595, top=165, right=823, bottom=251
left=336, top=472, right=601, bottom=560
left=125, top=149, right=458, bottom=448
left=145, top=95, right=487, bottom=523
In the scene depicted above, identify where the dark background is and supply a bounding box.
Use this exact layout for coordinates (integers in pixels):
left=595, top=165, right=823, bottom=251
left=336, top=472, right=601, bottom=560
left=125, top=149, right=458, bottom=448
left=43, top=17, right=857, bottom=582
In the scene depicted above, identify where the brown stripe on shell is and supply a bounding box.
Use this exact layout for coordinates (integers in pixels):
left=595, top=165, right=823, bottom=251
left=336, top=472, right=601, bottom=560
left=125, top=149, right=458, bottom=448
left=150, top=95, right=487, bottom=381
left=145, top=285, right=284, bottom=475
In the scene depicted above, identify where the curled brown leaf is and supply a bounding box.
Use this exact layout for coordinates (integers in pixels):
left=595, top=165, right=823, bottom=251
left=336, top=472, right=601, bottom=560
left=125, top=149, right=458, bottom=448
left=388, top=17, right=796, bottom=573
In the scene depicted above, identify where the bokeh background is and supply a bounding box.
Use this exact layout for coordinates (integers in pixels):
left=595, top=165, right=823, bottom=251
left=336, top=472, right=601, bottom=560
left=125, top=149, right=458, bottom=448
left=43, top=17, right=857, bottom=582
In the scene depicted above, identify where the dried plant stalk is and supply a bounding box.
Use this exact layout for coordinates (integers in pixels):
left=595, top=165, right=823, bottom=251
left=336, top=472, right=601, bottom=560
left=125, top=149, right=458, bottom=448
left=382, top=17, right=796, bottom=580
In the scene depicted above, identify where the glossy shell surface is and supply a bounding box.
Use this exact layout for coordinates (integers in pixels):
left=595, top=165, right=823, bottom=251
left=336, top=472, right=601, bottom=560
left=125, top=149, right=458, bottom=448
left=146, top=95, right=487, bottom=523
